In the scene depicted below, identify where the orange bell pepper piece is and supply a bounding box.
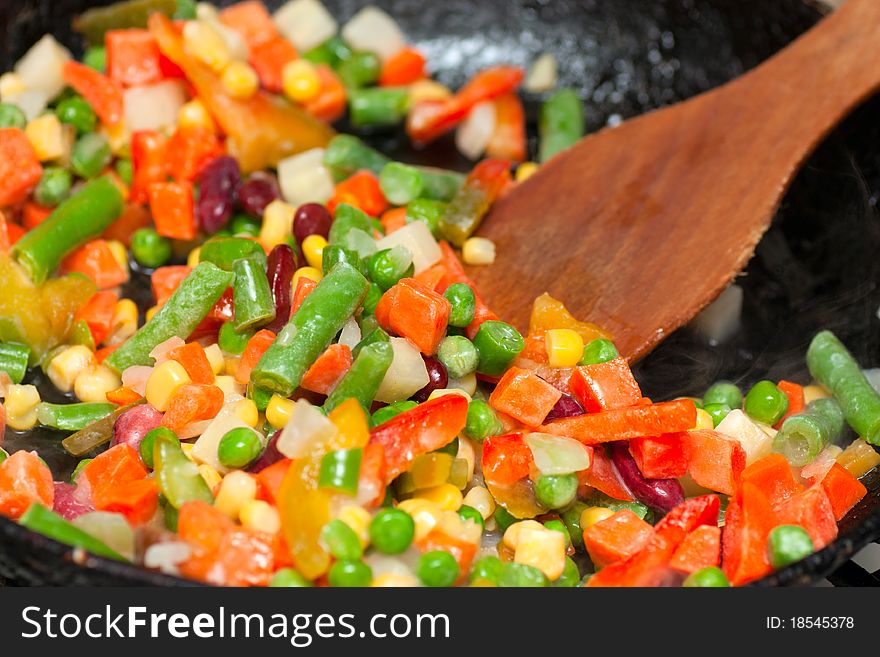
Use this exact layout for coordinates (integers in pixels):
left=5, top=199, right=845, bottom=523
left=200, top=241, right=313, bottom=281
left=480, top=432, right=533, bottom=487
left=375, top=277, right=451, bottom=355
left=106, top=385, right=143, bottom=405
left=568, top=357, right=642, bottom=413
left=669, top=525, right=721, bottom=574
left=583, top=509, right=655, bottom=569
left=235, top=328, right=277, bottom=384
left=23, top=202, right=53, bottom=230
left=0, top=450, right=54, bottom=519
left=412, top=262, right=446, bottom=292
left=148, top=180, right=196, bottom=241
left=74, top=290, right=119, bottom=346
left=358, top=443, right=387, bottom=508
left=219, top=0, right=277, bottom=48
left=722, top=482, right=777, bottom=586
left=290, top=275, right=318, bottom=315
left=578, top=446, right=633, bottom=501
left=151, top=265, right=192, bottom=306
left=130, top=130, right=168, bottom=204
left=682, top=429, right=746, bottom=496
left=328, top=170, right=388, bottom=217
left=815, top=462, right=867, bottom=520
left=773, top=486, right=838, bottom=551
left=740, top=453, right=803, bottom=506
left=106, top=28, right=163, bottom=86
left=379, top=46, right=426, bottom=86
left=528, top=292, right=611, bottom=343
left=628, top=434, right=688, bottom=479
left=489, top=366, right=562, bottom=428
left=249, top=36, right=298, bottom=93
left=775, top=379, right=805, bottom=429
left=61, top=239, right=129, bottom=289
left=300, top=343, right=352, bottom=395
left=161, top=383, right=225, bottom=430
left=166, top=125, right=224, bottom=182
left=168, top=341, right=215, bottom=384
left=487, top=93, right=526, bottom=162
left=0, top=128, right=42, bottom=206
left=62, top=61, right=123, bottom=125
left=256, top=458, right=292, bottom=505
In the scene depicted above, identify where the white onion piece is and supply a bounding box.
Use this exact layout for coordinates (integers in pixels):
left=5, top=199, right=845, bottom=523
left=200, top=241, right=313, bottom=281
left=277, top=148, right=335, bottom=206
left=801, top=444, right=843, bottom=483
left=72, top=511, right=135, bottom=561
left=124, top=80, right=187, bottom=132
left=525, top=432, right=592, bottom=475
left=7, top=90, right=50, bottom=121
left=149, top=336, right=186, bottom=364
left=341, top=6, right=406, bottom=62
left=211, top=19, right=249, bottom=61
left=276, top=398, right=338, bottom=459
left=375, top=337, right=429, bottom=403
left=274, top=0, right=338, bottom=52
left=523, top=53, right=558, bottom=93
left=144, top=541, right=191, bottom=574
left=343, top=227, right=378, bottom=258
left=121, top=366, right=152, bottom=396
left=192, top=403, right=261, bottom=472
left=364, top=548, right=420, bottom=582
left=338, top=316, right=362, bottom=350
left=455, top=101, right=496, bottom=161
left=14, top=34, right=71, bottom=100
left=690, top=284, right=742, bottom=345
left=374, top=220, right=441, bottom=274
left=715, top=409, right=773, bottom=465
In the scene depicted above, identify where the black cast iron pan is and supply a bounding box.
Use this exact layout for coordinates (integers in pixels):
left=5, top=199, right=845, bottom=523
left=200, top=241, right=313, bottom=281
left=1, top=0, right=878, bottom=586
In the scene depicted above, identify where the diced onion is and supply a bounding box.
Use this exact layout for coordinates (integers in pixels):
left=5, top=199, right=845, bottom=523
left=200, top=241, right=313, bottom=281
left=375, top=220, right=441, bottom=274
left=800, top=444, right=843, bottom=483
left=524, top=53, right=558, bottom=93
left=525, top=432, right=592, bottom=475
left=276, top=398, right=338, bottom=459
left=144, top=541, right=191, bottom=574
left=124, top=80, right=187, bottom=133
left=455, top=101, right=496, bottom=161
left=338, top=316, right=362, bottom=349
left=277, top=147, right=335, bottom=206
left=149, top=336, right=186, bottom=365
left=121, top=365, right=153, bottom=396
left=341, top=6, right=406, bottom=62
left=715, top=409, right=773, bottom=465
left=72, top=511, right=135, bottom=561
left=192, top=403, right=261, bottom=472
left=343, top=227, right=378, bottom=258
left=690, top=284, right=742, bottom=345
left=274, top=0, right=338, bottom=52
left=375, top=337, right=429, bottom=403
left=14, top=34, right=71, bottom=100
left=7, top=90, right=50, bottom=121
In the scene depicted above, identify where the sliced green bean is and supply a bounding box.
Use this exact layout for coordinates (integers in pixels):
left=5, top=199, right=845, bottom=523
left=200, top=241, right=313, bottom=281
left=199, top=236, right=266, bottom=271
left=37, top=402, right=115, bottom=432
left=61, top=400, right=145, bottom=457
left=774, top=397, right=845, bottom=466
left=323, top=341, right=393, bottom=414
left=323, top=134, right=391, bottom=181
left=0, top=341, right=30, bottom=383
left=19, top=504, right=126, bottom=561
left=539, top=88, right=585, bottom=162
left=232, top=256, right=275, bottom=332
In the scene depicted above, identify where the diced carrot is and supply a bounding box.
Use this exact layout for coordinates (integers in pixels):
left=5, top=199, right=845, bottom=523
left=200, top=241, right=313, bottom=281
left=722, top=482, right=777, bottom=586
left=106, top=385, right=143, bottom=405
left=219, top=0, right=277, bottom=48
left=256, top=458, right=292, bottom=505
left=300, top=343, right=352, bottom=395
left=516, top=335, right=549, bottom=366
left=375, top=278, right=451, bottom=354
left=249, top=35, right=298, bottom=93
left=0, top=128, right=42, bottom=206
left=151, top=265, right=192, bottom=306
left=488, top=366, right=562, bottom=428
left=773, top=486, right=838, bottom=550
left=487, top=92, right=526, bottom=162
left=578, top=446, right=633, bottom=501
left=161, top=383, right=225, bottom=430
left=106, top=28, right=163, bottom=86
left=380, top=206, right=408, bottom=235
left=669, top=525, right=721, bottom=574
left=304, top=64, right=347, bottom=123
left=568, top=357, right=642, bottom=413
left=741, top=453, right=803, bottom=506
left=480, top=432, right=532, bottom=487
left=95, top=343, right=121, bottom=363
left=816, top=462, right=867, bottom=520
left=775, top=380, right=805, bottom=429
left=168, top=341, right=215, bottom=384
left=235, top=329, right=277, bottom=384
left=102, top=203, right=153, bottom=245
left=148, top=180, right=196, bottom=241
left=100, top=478, right=159, bottom=526
left=61, top=239, right=129, bottom=289
left=629, top=434, right=688, bottom=479
left=379, top=46, right=426, bottom=86
left=328, top=170, right=388, bottom=217
left=290, top=275, right=318, bottom=315
left=437, top=241, right=499, bottom=338
left=130, top=130, right=168, bottom=204
left=417, top=529, right=477, bottom=584
left=682, top=429, right=746, bottom=496
left=84, top=443, right=151, bottom=520
left=22, top=202, right=53, bottom=230
left=74, top=290, right=119, bottom=346
left=586, top=532, right=677, bottom=587
left=166, top=125, right=224, bottom=182
left=0, top=451, right=54, bottom=520
left=583, top=509, right=654, bottom=569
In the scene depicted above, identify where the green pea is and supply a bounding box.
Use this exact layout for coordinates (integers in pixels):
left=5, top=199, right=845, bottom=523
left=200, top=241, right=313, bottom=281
left=131, top=228, right=172, bottom=269
left=219, top=321, right=252, bottom=355
left=437, top=335, right=479, bottom=379
left=543, top=519, right=572, bottom=549
left=70, top=132, right=112, bottom=179
left=328, top=559, right=373, bottom=587
left=337, top=51, right=381, bottom=88
left=320, top=519, right=363, bottom=561
left=768, top=525, right=814, bottom=569
left=744, top=380, right=789, bottom=426
left=458, top=505, right=485, bottom=530
left=534, top=473, right=578, bottom=509
left=463, top=399, right=503, bottom=442
left=370, top=400, right=418, bottom=427
left=554, top=557, right=580, bottom=587
left=140, top=427, right=179, bottom=469
left=683, top=566, right=731, bottom=587
left=580, top=338, right=619, bottom=365
left=82, top=45, right=106, bottom=72
left=703, top=381, right=742, bottom=409
left=217, top=427, right=262, bottom=468
left=472, top=320, right=525, bottom=376
left=406, top=199, right=446, bottom=238
left=492, top=505, right=517, bottom=532
left=416, top=550, right=460, bottom=587
left=230, top=213, right=261, bottom=237
left=369, top=507, right=415, bottom=554
left=561, top=501, right=589, bottom=550
left=367, top=246, right=413, bottom=291
left=470, top=555, right=503, bottom=585
left=703, top=402, right=732, bottom=428
left=270, top=567, right=313, bottom=587
left=115, top=158, right=133, bottom=185
left=34, top=167, right=73, bottom=207
left=443, top=283, right=476, bottom=328
left=0, top=103, right=26, bottom=129
left=56, top=96, right=97, bottom=134
left=499, top=562, right=549, bottom=587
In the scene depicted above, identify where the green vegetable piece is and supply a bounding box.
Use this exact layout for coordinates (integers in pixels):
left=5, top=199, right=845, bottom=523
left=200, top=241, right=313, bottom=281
left=554, top=557, right=580, bottom=587
left=270, top=568, right=313, bottom=587
left=579, top=338, right=618, bottom=365
left=539, top=88, right=585, bottom=163
left=470, top=555, right=503, bottom=585
left=153, top=429, right=213, bottom=508
left=443, top=283, right=476, bottom=328
left=768, top=525, right=815, bottom=569
left=584, top=490, right=651, bottom=520
left=218, top=426, right=263, bottom=469
left=219, top=321, right=252, bottom=355
left=683, top=566, right=731, bottom=587
left=774, top=397, right=845, bottom=466
left=61, top=400, right=145, bottom=457
left=320, top=519, right=363, bottom=561
left=328, top=559, right=373, bottom=587
left=744, top=380, right=789, bottom=426
left=458, top=505, right=485, bottom=530
left=703, top=402, right=732, bottom=428
left=140, top=426, right=178, bottom=469
left=229, top=213, right=261, bottom=237
left=323, top=134, right=390, bottom=181
left=406, top=198, right=447, bottom=237
left=0, top=447, right=8, bottom=463
left=70, top=133, right=112, bottom=179
left=82, top=45, right=107, bottom=72
left=115, top=158, right=133, bottom=185
left=233, top=256, right=276, bottom=332
left=322, top=244, right=367, bottom=278
left=416, top=167, right=465, bottom=203
left=337, top=51, right=380, bottom=88
left=499, top=562, right=549, bottom=587
left=416, top=550, right=460, bottom=587
left=56, top=96, right=97, bottom=134
left=70, top=319, right=95, bottom=351
left=73, top=0, right=178, bottom=45
left=543, top=519, right=572, bottom=548
left=303, top=35, right=352, bottom=67
left=70, top=458, right=92, bottom=483
left=463, top=399, right=503, bottom=442
left=36, top=402, right=115, bottom=432
left=534, top=473, right=578, bottom=509
left=323, top=340, right=393, bottom=413
left=348, top=87, right=409, bottom=129
left=380, top=162, right=424, bottom=206
left=130, top=227, right=172, bottom=268
left=199, top=236, right=267, bottom=271
left=19, top=504, right=126, bottom=561
left=370, top=507, right=415, bottom=555
left=0, top=341, right=30, bottom=384
left=173, top=0, right=197, bottom=20
left=370, top=400, right=417, bottom=427
left=352, top=326, right=390, bottom=360
left=492, top=504, right=516, bottom=532
left=472, top=320, right=525, bottom=376
left=328, top=203, right=373, bottom=245
left=437, top=335, right=479, bottom=379
left=561, top=501, right=589, bottom=550
left=0, top=103, right=26, bottom=129
left=367, top=246, right=413, bottom=290
left=318, top=448, right=363, bottom=495
left=34, top=167, right=73, bottom=207
left=703, top=381, right=743, bottom=410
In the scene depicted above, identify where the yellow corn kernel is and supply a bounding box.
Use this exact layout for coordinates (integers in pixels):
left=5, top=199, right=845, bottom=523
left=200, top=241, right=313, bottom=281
left=416, top=483, right=463, bottom=511
left=398, top=498, right=442, bottom=541
left=281, top=59, right=321, bottom=103
left=580, top=506, right=615, bottom=530
left=180, top=442, right=196, bottom=461
left=461, top=236, right=496, bottom=266
left=145, top=305, right=159, bottom=322
left=691, top=407, right=714, bottom=431
left=204, top=343, right=224, bottom=375
left=260, top=199, right=294, bottom=249
left=301, top=234, right=328, bottom=271
left=292, top=266, right=323, bottom=288
left=233, top=398, right=259, bottom=428
left=515, top=162, right=539, bottom=182
left=462, top=485, right=495, bottom=520
left=372, top=573, right=417, bottom=587
left=74, top=365, right=121, bottom=403
left=47, top=345, right=96, bottom=393
left=214, top=374, right=243, bottom=398
left=5, top=384, right=41, bottom=431
left=240, top=499, right=282, bottom=534
left=25, top=114, right=66, bottom=161
left=186, top=247, right=201, bottom=268
left=266, top=394, right=297, bottom=429
left=182, top=20, right=231, bottom=72
left=545, top=328, right=584, bottom=368
left=427, top=387, right=472, bottom=403
left=177, top=98, right=216, bottom=132
left=221, top=61, right=259, bottom=99
left=438, top=508, right=481, bottom=544
left=108, top=299, right=138, bottom=344
left=214, top=470, right=257, bottom=519
left=106, top=240, right=129, bottom=273
left=0, top=72, right=26, bottom=99
left=408, top=79, right=452, bottom=105
left=514, top=524, right=566, bottom=581
left=803, top=384, right=831, bottom=405
left=198, top=463, right=222, bottom=490
left=337, top=504, right=372, bottom=548
left=145, top=360, right=191, bottom=412
left=502, top=519, right=544, bottom=551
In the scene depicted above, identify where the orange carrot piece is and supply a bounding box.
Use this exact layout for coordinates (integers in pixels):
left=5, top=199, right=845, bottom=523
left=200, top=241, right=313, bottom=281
left=328, top=170, right=388, bottom=217
left=0, top=128, right=42, bottom=206
left=741, top=453, right=803, bottom=506
left=380, top=206, right=408, bottom=235
left=816, top=462, right=867, bottom=520
left=583, top=509, right=655, bottom=569
left=379, top=46, right=427, bottom=86
left=219, top=0, right=277, bottom=48
left=102, top=203, right=153, bottom=245
left=682, top=429, right=746, bottom=496
left=74, top=290, right=119, bottom=346
left=413, top=262, right=447, bottom=292
left=249, top=36, right=298, bottom=93
left=290, top=275, right=318, bottom=315
left=375, top=277, right=451, bottom=354
left=168, top=341, right=215, bottom=384
left=300, top=343, right=352, bottom=395
left=62, top=61, right=123, bottom=125
left=0, top=451, right=54, bottom=520
left=84, top=444, right=149, bottom=503
left=105, top=28, right=163, bottom=86
left=148, top=180, right=196, bottom=240
left=235, top=329, right=277, bottom=384
left=669, top=525, right=721, bottom=574
left=437, top=240, right=498, bottom=338
left=304, top=64, right=347, bottom=123
left=775, top=379, right=805, bottom=428
left=488, top=366, right=562, bottom=428
left=166, top=125, right=224, bottom=182
left=100, top=478, right=159, bottom=526
left=568, top=357, right=642, bottom=413
left=629, top=434, right=688, bottom=479
left=61, top=239, right=129, bottom=289
left=161, top=383, right=224, bottom=431
left=151, top=265, right=192, bottom=306
left=130, top=130, right=168, bottom=204
left=722, top=482, right=777, bottom=586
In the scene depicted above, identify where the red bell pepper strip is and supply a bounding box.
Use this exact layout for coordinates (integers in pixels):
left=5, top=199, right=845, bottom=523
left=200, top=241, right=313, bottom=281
left=669, top=525, right=721, bottom=574
left=439, top=158, right=512, bottom=248
left=300, top=343, right=352, bottom=396
left=628, top=434, right=688, bottom=479
left=0, top=128, right=42, bottom=207
left=583, top=508, right=655, bottom=569
left=488, top=366, right=562, bottom=428
left=375, top=277, right=451, bottom=355
left=487, top=93, right=526, bottom=162
left=577, top=445, right=633, bottom=501
left=61, top=239, right=129, bottom=289
left=380, top=46, right=427, bottom=87
left=682, top=429, right=746, bottom=496
left=586, top=532, right=677, bottom=587
left=568, top=357, right=642, bottom=413
left=775, top=379, right=805, bottom=429
left=106, top=29, right=163, bottom=86
left=369, top=394, right=468, bottom=483
left=106, top=385, right=142, bottom=406
left=148, top=180, right=196, bottom=241
left=0, top=450, right=54, bottom=520
left=740, top=453, right=803, bottom=506
left=74, top=290, right=118, bottom=346
left=481, top=432, right=533, bottom=487
left=815, top=462, right=867, bottom=520
left=62, top=61, right=124, bottom=125
left=722, top=482, right=777, bottom=586
left=130, top=130, right=168, bottom=205
left=437, top=240, right=499, bottom=339
left=290, top=275, right=318, bottom=315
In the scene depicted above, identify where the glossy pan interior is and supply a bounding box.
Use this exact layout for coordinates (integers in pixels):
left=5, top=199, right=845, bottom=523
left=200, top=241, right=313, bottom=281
left=1, top=0, right=878, bottom=586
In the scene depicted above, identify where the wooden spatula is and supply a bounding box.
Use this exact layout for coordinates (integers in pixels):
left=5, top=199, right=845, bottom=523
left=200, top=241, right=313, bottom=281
left=469, top=0, right=880, bottom=361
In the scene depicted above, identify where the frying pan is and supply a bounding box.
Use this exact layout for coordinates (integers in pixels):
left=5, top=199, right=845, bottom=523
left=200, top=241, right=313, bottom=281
left=0, top=0, right=877, bottom=586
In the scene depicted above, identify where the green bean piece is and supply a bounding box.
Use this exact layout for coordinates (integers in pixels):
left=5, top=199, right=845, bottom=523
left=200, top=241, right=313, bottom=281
left=199, top=236, right=267, bottom=271
left=417, top=167, right=465, bottom=202
left=560, top=501, right=589, bottom=551
left=472, top=320, right=525, bottom=376
left=73, top=0, right=177, bottom=45
left=337, top=51, right=380, bottom=88
left=406, top=198, right=446, bottom=237
left=807, top=330, right=880, bottom=445
left=323, top=134, right=390, bottom=181
left=437, top=335, right=479, bottom=379
left=106, top=262, right=234, bottom=372
left=323, top=340, right=393, bottom=413
left=318, top=448, right=363, bottom=495
left=328, top=203, right=374, bottom=245
left=352, top=326, right=390, bottom=359
left=233, top=256, right=276, bottom=332
left=322, top=244, right=368, bottom=277
left=153, top=430, right=214, bottom=509
left=539, top=88, right=585, bottom=162
left=773, top=397, right=845, bottom=466
left=61, top=400, right=145, bottom=457
left=13, top=176, right=124, bottom=284
left=229, top=213, right=261, bottom=237
left=218, top=321, right=252, bottom=355
left=82, top=45, right=107, bottom=72
left=303, top=35, right=352, bottom=68
left=379, top=162, right=424, bottom=205
left=0, top=341, right=30, bottom=383
left=70, top=133, right=113, bottom=179
left=56, top=96, right=97, bottom=134
left=499, top=562, right=549, bottom=587
left=140, top=426, right=178, bottom=469
left=19, top=504, right=126, bottom=561
left=0, top=103, right=26, bottom=129
left=36, top=402, right=115, bottom=432
left=248, top=383, right=274, bottom=412
left=251, top=263, right=370, bottom=396
left=348, top=87, right=409, bottom=129
left=579, top=338, right=619, bottom=365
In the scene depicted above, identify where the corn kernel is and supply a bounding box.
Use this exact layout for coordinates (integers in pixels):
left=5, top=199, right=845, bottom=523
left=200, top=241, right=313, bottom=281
left=266, top=394, right=297, bottom=429
left=180, top=442, right=196, bottom=461
left=260, top=199, right=294, bottom=249
left=214, top=374, right=244, bottom=398
left=515, top=162, right=539, bottom=182
left=337, top=504, right=372, bottom=548
left=47, top=345, right=96, bottom=393
left=0, top=72, right=26, bottom=99
left=545, top=328, right=584, bottom=368
left=398, top=498, right=442, bottom=541
left=416, top=483, right=463, bottom=511
left=691, top=407, right=714, bottom=431
left=461, top=237, right=496, bottom=266
left=5, top=384, right=41, bottom=431
left=372, top=573, right=417, bottom=587
left=438, top=508, right=481, bottom=544
left=484, top=517, right=497, bottom=532
left=182, top=20, right=231, bottom=72
left=281, top=59, right=321, bottom=103
left=292, top=266, right=323, bottom=288
left=240, top=499, right=281, bottom=534
left=514, top=524, right=566, bottom=580
left=145, top=360, right=191, bottom=411
left=462, top=485, right=495, bottom=520
left=186, top=247, right=201, bottom=268
left=74, top=365, right=121, bottom=403
left=198, top=463, right=222, bottom=490
left=233, top=398, right=259, bottom=427
left=427, top=387, right=472, bottom=403
left=580, top=506, right=615, bottom=529
left=301, top=234, right=328, bottom=270
left=214, top=470, right=257, bottom=519
left=803, top=384, right=831, bottom=405
left=221, top=61, right=259, bottom=99
left=204, top=343, right=225, bottom=375
left=177, top=98, right=216, bottom=132
left=408, top=79, right=452, bottom=105
left=145, top=305, right=159, bottom=322
left=106, top=240, right=129, bottom=273
left=502, top=519, right=543, bottom=551
left=108, top=299, right=138, bottom=344
left=25, top=113, right=65, bottom=161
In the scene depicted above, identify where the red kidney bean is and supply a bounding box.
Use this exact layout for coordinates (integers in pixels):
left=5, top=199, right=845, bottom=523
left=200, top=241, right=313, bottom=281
left=248, top=430, right=283, bottom=473
left=543, top=393, right=584, bottom=423
left=111, top=403, right=163, bottom=452
left=293, top=203, right=333, bottom=245
left=264, top=244, right=296, bottom=334
left=53, top=481, right=94, bottom=521
left=411, top=356, right=448, bottom=403
left=238, top=171, right=280, bottom=217
left=610, top=441, right=684, bottom=515
left=196, top=156, right=241, bottom=234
